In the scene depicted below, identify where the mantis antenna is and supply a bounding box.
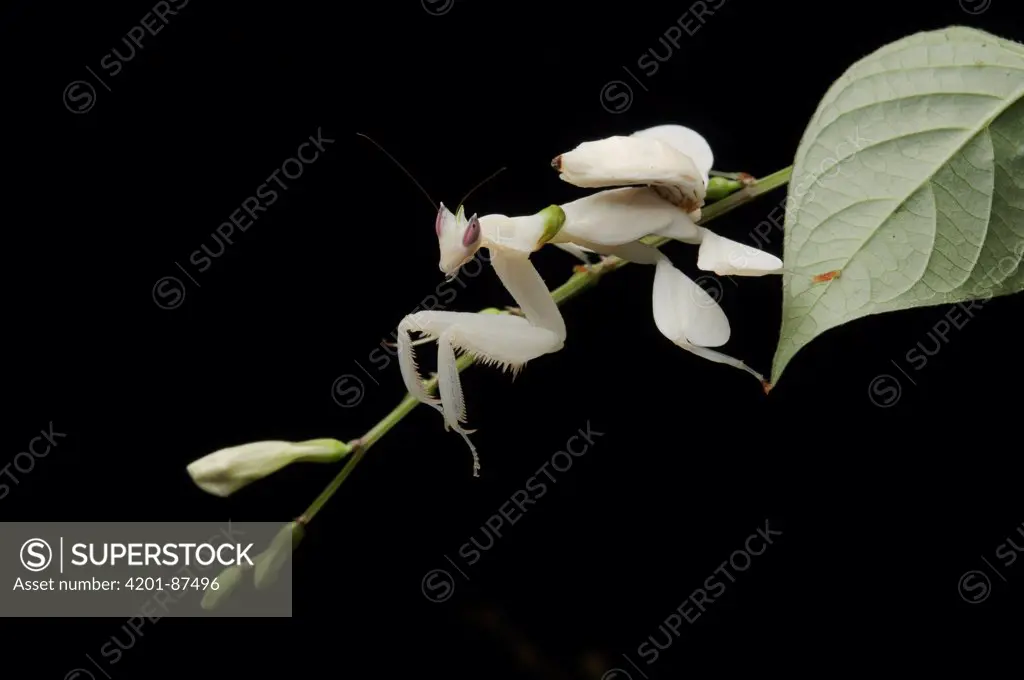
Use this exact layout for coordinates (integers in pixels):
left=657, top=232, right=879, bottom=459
left=356, top=132, right=506, bottom=215
left=355, top=132, right=437, bottom=211
left=456, top=165, right=507, bottom=212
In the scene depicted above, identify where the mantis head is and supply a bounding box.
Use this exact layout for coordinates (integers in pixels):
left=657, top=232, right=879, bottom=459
left=435, top=202, right=482, bottom=278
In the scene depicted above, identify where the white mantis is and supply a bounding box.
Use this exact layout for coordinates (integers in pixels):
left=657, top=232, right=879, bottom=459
left=393, top=125, right=783, bottom=474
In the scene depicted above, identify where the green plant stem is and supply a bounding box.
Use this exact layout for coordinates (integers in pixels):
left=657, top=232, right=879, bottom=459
left=299, top=165, right=793, bottom=525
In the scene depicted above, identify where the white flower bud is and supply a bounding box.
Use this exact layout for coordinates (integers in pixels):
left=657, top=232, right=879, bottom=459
left=187, top=439, right=351, bottom=497
left=200, top=563, right=250, bottom=611
left=254, top=521, right=303, bottom=591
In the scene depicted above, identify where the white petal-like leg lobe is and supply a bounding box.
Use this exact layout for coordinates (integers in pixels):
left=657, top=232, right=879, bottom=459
left=695, top=228, right=783, bottom=276
left=561, top=240, right=731, bottom=347
left=560, top=187, right=700, bottom=246
left=489, top=251, right=567, bottom=342
left=652, top=257, right=731, bottom=348
left=649, top=261, right=764, bottom=383
left=631, top=125, right=714, bottom=187
left=580, top=239, right=733, bottom=350
left=555, top=137, right=706, bottom=211
left=551, top=238, right=759, bottom=383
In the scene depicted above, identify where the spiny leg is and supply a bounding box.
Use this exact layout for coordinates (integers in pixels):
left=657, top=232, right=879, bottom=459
left=397, top=310, right=472, bottom=424
left=436, top=328, right=481, bottom=476
left=451, top=313, right=563, bottom=375
left=397, top=314, right=444, bottom=418
left=384, top=336, right=434, bottom=349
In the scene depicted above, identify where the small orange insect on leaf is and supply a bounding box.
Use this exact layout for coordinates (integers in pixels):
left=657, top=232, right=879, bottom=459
left=811, top=270, right=841, bottom=283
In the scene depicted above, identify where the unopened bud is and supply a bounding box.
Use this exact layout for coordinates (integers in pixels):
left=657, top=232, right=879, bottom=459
left=254, top=521, right=304, bottom=591
left=188, top=439, right=352, bottom=497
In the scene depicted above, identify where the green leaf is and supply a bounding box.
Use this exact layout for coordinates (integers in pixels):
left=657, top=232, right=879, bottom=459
left=772, top=26, right=1024, bottom=385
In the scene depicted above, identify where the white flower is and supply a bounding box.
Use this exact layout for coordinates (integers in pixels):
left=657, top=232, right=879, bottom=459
left=187, top=439, right=351, bottom=497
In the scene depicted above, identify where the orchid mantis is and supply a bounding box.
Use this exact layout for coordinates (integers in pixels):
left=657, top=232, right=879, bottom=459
left=397, top=125, right=783, bottom=474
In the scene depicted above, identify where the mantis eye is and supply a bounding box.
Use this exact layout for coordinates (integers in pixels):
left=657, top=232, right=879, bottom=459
left=435, top=203, right=446, bottom=237
left=462, top=214, right=481, bottom=247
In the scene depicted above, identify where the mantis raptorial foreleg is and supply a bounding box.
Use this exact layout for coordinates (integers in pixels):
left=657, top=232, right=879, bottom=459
left=490, top=249, right=567, bottom=342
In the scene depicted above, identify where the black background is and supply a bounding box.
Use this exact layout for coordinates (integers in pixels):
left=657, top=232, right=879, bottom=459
left=3, top=0, right=1022, bottom=677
